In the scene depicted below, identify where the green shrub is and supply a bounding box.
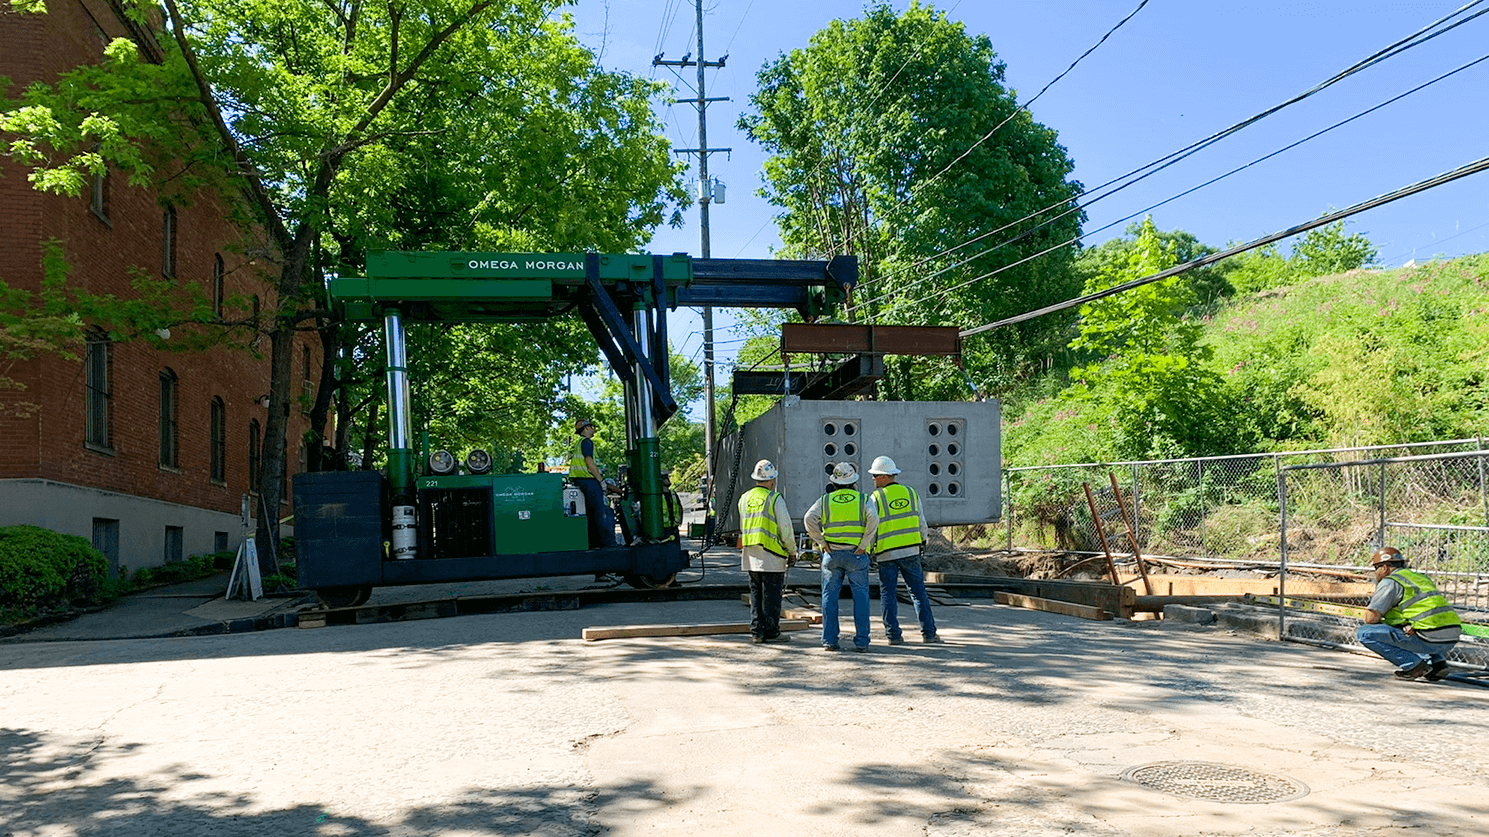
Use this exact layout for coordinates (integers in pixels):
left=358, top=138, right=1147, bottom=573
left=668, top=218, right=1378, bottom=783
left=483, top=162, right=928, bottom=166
left=0, top=525, right=109, bottom=612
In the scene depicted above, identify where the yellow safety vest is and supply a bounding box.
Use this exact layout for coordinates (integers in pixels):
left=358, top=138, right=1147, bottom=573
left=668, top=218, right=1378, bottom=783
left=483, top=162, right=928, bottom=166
left=739, top=486, right=789, bottom=557
left=1383, top=569, right=1462, bottom=631
left=569, top=438, right=595, bottom=479
left=820, top=489, right=866, bottom=546
left=871, top=482, right=924, bottom=554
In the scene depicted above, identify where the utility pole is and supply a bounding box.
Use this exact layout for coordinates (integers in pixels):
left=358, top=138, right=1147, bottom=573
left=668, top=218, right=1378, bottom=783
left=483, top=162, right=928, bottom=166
left=655, top=0, right=729, bottom=502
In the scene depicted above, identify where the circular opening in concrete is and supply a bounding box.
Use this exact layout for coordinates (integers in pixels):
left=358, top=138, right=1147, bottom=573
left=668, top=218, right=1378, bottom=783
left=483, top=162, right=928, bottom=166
left=1120, top=761, right=1309, bottom=804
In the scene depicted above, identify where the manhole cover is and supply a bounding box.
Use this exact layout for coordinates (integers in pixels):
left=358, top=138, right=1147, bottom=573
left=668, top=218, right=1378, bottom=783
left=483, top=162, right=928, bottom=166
left=1120, top=761, right=1309, bottom=804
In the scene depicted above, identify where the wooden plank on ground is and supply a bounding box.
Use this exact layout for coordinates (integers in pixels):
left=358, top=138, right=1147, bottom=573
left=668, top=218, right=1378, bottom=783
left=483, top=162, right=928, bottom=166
left=1137, top=574, right=1372, bottom=598
left=927, top=574, right=1133, bottom=618
left=783, top=609, right=823, bottom=624
left=995, top=592, right=1110, bottom=621
left=582, top=618, right=813, bottom=641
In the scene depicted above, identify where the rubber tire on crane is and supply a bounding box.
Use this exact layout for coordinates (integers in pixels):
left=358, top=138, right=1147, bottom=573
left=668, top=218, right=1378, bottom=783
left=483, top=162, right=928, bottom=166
left=317, top=585, right=373, bottom=609
left=623, top=573, right=677, bottom=590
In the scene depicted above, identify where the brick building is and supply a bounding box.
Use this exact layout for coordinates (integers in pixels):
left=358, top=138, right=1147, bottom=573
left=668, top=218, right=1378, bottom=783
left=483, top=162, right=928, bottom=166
left=1, top=0, right=321, bottom=574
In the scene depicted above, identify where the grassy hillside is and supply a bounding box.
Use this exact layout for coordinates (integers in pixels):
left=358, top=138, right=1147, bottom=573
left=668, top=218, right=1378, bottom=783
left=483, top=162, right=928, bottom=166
left=1004, top=254, right=1489, bottom=466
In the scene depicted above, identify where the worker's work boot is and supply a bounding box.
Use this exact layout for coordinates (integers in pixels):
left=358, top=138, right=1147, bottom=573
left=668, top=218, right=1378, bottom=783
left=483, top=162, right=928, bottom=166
left=1394, top=661, right=1429, bottom=680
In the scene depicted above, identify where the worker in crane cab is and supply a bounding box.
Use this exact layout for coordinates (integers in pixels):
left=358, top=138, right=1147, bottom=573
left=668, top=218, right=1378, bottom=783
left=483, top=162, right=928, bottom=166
left=868, top=455, right=942, bottom=644
left=739, top=459, right=797, bottom=643
left=569, top=418, right=617, bottom=548
left=659, top=471, right=684, bottom=537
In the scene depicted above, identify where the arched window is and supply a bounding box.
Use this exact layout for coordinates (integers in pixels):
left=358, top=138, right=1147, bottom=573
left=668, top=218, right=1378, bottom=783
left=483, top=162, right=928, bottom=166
left=159, top=368, right=179, bottom=468
left=210, top=397, right=226, bottom=482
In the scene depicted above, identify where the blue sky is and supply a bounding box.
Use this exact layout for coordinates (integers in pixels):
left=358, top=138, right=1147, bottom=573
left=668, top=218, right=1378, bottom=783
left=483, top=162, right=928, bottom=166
left=564, top=0, right=1489, bottom=389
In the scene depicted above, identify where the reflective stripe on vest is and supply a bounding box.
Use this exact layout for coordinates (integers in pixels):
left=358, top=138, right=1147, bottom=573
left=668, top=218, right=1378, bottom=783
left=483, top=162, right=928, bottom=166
left=871, top=482, right=923, bottom=554
left=569, top=438, right=594, bottom=478
left=739, top=486, right=788, bottom=557
left=820, top=489, right=866, bottom=545
left=1383, top=568, right=1462, bottom=631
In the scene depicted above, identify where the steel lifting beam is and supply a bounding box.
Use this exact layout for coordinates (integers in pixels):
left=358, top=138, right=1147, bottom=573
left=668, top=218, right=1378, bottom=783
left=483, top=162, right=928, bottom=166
left=780, top=323, right=962, bottom=358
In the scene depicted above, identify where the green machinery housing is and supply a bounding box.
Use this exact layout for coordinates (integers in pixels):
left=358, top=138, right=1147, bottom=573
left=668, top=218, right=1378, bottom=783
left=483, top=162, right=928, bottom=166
left=293, top=250, right=856, bottom=606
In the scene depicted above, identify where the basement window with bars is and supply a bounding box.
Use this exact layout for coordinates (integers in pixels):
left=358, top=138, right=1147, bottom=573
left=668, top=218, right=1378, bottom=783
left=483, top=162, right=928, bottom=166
left=210, top=396, right=226, bottom=483
left=159, top=368, right=179, bottom=469
left=85, top=329, right=112, bottom=451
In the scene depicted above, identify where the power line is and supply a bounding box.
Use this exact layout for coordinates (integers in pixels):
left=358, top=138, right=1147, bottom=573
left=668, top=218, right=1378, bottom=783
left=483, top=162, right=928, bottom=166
left=868, top=47, right=1489, bottom=318
left=958, top=154, right=1489, bottom=338
left=851, top=0, right=1489, bottom=303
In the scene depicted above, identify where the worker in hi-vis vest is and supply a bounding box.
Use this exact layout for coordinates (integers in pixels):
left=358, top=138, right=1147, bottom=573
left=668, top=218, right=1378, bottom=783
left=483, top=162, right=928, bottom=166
left=1357, top=546, right=1462, bottom=681
left=805, top=461, right=878, bottom=652
left=568, top=418, right=617, bottom=548
left=738, top=459, right=797, bottom=644
left=868, top=455, right=942, bottom=644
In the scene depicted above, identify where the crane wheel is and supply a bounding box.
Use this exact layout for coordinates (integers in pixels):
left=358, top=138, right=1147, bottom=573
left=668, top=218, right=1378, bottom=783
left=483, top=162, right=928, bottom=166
left=317, top=585, right=373, bottom=608
left=623, top=573, right=677, bottom=590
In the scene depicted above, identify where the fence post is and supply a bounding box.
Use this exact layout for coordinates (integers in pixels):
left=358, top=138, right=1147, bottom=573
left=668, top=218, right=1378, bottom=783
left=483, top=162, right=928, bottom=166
left=1378, top=461, right=1388, bottom=549
left=1132, top=463, right=1142, bottom=552
left=1005, top=470, right=1014, bottom=556
left=1479, top=437, right=1488, bottom=529
left=1277, top=462, right=1288, bottom=639
left=1198, top=459, right=1207, bottom=558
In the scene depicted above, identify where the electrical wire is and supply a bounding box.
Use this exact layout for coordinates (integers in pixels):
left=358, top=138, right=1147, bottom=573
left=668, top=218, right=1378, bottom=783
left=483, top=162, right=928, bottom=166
left=868, top=47, right=1489, bottom=319
left=849, top=0, right=1489, bottom=304
left=957, top=153, right=1489, bottom=338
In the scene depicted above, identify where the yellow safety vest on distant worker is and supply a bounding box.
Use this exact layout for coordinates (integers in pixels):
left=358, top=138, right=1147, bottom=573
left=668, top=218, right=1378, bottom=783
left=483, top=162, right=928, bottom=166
left=569, top=439, right=595, bottom=479
left=871, top=482, right=924, bottom=554
left=739, top=486, right=789, bottom=557
left=820, top=489, right=867, bottom=546
left=1383, top=569, right=1462, bottom=632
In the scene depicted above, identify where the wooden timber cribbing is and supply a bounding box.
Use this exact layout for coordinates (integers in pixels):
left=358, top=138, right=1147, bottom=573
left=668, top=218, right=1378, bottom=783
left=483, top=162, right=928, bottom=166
left=924, top=573, right=1135, bottom=618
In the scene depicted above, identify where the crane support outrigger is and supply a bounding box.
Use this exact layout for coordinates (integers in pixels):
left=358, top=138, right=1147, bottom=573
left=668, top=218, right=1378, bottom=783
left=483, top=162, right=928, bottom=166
left=293, top=251, right=856, bottom=607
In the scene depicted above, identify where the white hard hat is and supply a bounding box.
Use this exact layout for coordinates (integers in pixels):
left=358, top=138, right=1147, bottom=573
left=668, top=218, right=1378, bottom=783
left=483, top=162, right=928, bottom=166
left=751, top=459, right=779, bottom=481
left=829, top=461, right=859, bottom=485
left=868, top=455, right=900, bottom=475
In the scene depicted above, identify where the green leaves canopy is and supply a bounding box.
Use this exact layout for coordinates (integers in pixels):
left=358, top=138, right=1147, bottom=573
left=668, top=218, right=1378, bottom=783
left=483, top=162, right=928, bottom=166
left=738, top=1, right=1084, bottom=396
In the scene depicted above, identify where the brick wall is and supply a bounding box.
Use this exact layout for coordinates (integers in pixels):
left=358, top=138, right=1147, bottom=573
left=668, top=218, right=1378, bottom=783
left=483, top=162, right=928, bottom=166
left=1, top=0, right=322, bottom=518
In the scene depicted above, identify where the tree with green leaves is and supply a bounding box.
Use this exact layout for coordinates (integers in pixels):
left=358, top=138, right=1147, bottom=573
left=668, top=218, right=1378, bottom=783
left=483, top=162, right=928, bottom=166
left=1068, top=217, right=1230, bottom=458
left=738, top=1, right=1084, bottom=398
left=3, top=0, right=687, bottom=561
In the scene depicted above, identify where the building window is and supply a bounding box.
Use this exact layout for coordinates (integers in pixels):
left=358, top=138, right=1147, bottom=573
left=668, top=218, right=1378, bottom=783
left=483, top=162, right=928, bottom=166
left=164, top=525, right=184, bottom=564
left=301, top=345, right=315, bottom=411
left=85, top=329, right=112, bottom=450
left=248, top=419, right=261, bottom=490
left=161, top=207, right=177, bottom=278
left=90, top=167, right=110, bottom=225
left=159, top=368, right=179, bottom=468
left=92, top=518, right=120, bottom=577
left=210, top=396, right=226, bottom=483
left=212, top=253, right=225, bottom=318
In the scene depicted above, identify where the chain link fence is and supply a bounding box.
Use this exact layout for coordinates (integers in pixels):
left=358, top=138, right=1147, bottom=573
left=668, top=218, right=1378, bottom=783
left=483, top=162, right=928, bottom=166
left=1000, top=439, right=1485, bottom=564
left=990, top=440, right=1488, bottom=667
left=1278, top=450, right=1489, bottom=665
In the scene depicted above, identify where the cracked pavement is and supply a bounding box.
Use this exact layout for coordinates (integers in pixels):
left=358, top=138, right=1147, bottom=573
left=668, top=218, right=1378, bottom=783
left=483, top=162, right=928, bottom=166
left=2, top=591, right=1487, bottom=836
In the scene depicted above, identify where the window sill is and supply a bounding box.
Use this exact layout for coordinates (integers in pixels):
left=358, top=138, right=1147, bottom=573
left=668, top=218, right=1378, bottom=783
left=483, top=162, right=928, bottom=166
left=85, top=443, right=116, bottom=457
left=210, top=478, right=227, bottom=488
left=158, top=464, right=182, bottom=474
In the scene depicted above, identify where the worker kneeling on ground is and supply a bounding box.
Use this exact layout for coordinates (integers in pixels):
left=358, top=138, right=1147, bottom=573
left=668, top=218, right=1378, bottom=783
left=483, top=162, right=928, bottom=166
left=739, top=459, right=797, bottom=644
left=1357, top=546, right=1462, bottom=681
left=868, top=455, right=942, bottom=644
left=806, top=461, right=877, bottom=652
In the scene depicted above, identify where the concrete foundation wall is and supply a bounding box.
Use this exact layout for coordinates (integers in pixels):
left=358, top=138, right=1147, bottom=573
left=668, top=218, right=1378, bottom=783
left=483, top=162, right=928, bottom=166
left=0, top=479, right=290, bottom=576
left=713, top=398, right=1001, bottom=531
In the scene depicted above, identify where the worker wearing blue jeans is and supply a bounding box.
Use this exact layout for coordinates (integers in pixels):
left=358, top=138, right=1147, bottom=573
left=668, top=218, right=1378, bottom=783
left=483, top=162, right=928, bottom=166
left=805, top=462, right=878, bottom=651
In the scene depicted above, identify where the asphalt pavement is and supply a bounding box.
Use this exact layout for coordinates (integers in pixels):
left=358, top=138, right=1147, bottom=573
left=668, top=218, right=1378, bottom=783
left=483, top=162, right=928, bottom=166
left=3, top=548, right=1488, bottom=836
